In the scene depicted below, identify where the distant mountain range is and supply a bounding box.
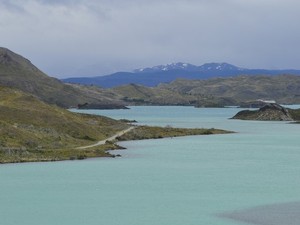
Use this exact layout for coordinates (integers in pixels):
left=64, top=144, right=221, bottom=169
left=62, top=62, right=300, bottom=88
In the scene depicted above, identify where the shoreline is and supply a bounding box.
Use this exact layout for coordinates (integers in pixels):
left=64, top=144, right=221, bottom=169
left=0, top=125, right=233, bottom=164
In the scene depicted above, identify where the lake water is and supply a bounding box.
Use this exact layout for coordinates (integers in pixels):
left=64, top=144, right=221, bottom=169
left=1, top=106, right=300, bottom=225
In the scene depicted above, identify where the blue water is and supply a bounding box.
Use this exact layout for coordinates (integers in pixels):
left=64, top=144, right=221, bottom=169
left=1, top=106, right=300, bottom=225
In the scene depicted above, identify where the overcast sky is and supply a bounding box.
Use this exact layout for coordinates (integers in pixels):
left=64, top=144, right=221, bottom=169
left=1, top=0, right=300, bottom=78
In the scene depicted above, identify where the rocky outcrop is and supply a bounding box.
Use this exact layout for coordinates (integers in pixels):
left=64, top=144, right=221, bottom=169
left=232, top=103, right=294, bottom=121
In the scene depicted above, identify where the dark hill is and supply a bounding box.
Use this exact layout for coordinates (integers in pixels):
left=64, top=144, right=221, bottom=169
left=232, top=103, right=300, bottom=121
left=0, top=47, right=125, bottom=108
left=232, top=103, right=295, bottom=121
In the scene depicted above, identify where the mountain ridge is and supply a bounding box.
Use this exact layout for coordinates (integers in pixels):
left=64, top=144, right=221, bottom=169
left=135, top=62, right=244, bottom=73
left=62, top=62, right=300, bottom=88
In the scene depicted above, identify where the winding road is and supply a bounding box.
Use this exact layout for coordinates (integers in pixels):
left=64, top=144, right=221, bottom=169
left=76, top=126, right=135, bottom=149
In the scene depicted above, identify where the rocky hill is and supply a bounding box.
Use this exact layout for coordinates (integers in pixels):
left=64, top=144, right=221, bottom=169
left=0, top=47, right=125, bottom=108
left=232, top=103, right=300, bottom=121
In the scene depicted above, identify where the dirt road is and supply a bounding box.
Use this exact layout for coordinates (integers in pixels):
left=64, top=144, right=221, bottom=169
left=76, top=126, right=135, bottom=149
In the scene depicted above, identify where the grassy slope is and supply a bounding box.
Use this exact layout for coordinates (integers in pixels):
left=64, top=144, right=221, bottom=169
left=0, top=86, right=129, bottom=163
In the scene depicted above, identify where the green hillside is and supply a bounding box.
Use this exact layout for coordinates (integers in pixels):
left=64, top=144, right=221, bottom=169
left=0, top=86, right=129, bottom=163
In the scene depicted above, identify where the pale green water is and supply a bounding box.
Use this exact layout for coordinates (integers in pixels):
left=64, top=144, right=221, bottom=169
left=1, top=106, right=300, bottom=225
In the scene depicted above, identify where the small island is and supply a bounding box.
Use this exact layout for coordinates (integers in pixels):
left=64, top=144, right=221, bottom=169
left=232, top=103, right=300, bottom=121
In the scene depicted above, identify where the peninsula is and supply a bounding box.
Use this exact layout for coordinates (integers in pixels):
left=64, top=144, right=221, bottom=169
left=0, top=48, right=232, bottom=164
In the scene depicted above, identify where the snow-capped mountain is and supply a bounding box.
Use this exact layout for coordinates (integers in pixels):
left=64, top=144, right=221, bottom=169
left=134, top=62, right=199, bottom=73
left=134, top=62, right=245, bottom=73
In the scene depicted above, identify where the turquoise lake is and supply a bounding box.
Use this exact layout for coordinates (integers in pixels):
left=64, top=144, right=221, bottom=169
left=1, top=106, right=300, bottom=225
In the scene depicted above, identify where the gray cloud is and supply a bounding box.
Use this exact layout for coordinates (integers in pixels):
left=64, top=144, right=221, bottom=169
left=1, top=0, right=300, bottom=77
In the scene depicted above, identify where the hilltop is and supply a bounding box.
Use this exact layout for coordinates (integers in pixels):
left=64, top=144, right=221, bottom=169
left=62, top=62, right=300, bottom=88
left=0, top=47, right=125, bottom=108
